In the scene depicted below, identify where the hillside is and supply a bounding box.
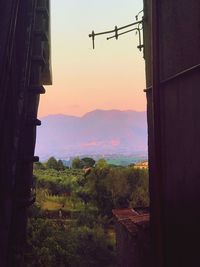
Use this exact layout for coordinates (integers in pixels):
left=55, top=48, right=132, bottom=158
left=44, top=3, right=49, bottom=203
left=35, top=109, right=147, bottom=159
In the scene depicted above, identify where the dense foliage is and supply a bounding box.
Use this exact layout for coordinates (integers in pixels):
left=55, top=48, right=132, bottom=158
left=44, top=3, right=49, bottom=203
left=25, top=219, right=115, bottom=267
left=71, top=157, right=96, bottom=169
left=26, top=157, right=149, bottom=267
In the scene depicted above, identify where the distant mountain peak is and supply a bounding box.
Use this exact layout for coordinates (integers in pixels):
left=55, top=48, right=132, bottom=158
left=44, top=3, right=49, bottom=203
left=36, top=109, right=147, bottom=160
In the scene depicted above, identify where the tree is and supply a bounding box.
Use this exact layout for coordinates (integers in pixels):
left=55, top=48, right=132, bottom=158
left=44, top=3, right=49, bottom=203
left=46, top=157, right=58, bottom=169
left=34, top=161, right=45, bottom=170
left=72, top=157, right=83, bottom=169
left=57, top=159, right=65, bottom=171
left=76, top=190, right=91, bottom=206
left=45, top=158, right=65, bottom=171
left=81, top=157, right=96, bottom=168
left=86, top=164, right=113, bottom=217
left=106, top=168, right=130, bottom=208
left=95, top=158, right=108, bottom=169
left=25, top=219, right=116, bottom=267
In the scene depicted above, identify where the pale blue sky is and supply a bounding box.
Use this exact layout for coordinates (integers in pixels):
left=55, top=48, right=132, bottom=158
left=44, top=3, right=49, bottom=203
left=39, top=0, right=146, bottom=117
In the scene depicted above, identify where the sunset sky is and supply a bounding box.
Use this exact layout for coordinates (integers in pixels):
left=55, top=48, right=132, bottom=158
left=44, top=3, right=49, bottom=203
left=39, top=0, right=146, bottom=117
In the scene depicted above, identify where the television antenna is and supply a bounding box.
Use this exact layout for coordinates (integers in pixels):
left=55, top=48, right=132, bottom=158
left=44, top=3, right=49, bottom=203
left=89, top=10, right=144, bottom=52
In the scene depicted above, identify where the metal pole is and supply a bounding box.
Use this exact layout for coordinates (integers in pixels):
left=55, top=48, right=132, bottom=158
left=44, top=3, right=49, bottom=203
left=88, top=20, right=143, bottom=38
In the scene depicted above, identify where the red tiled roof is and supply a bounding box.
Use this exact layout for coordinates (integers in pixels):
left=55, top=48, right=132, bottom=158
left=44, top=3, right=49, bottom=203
left=129, top=214, right=150, bottom=227
left=112, top=209, right=149, bottom=234
left=112, top=208, right=139, bottom=220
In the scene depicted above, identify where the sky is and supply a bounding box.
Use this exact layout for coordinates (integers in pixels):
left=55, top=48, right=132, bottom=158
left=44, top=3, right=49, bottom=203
left=38, top=0, right=146, bottom=117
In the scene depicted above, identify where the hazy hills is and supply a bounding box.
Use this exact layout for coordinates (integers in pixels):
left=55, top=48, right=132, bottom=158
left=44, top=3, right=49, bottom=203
left=35, top=109, right=148, bottom=160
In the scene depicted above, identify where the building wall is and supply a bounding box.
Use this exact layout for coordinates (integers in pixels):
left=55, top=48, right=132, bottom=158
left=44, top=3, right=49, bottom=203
left=113, top=210, right=149, bottom=267
left=0, top=1, right=51, bottom=266
left=115, top=220, right=139, bottom=267
left=144, top=0, right=200, bottom=266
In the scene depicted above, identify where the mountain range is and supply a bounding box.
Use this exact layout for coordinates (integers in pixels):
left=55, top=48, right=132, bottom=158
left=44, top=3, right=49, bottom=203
left=35, top=109, right=148, bottom=160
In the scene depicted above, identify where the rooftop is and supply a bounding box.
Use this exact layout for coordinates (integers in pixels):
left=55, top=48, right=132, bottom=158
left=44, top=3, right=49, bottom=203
left=113, top=208, right=149, bottom=235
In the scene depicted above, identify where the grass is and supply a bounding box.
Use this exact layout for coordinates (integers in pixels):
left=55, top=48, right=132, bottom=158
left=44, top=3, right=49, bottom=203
left=42, top=200, right=62, bottom=210
left=41, top=194, right=90, bottom=213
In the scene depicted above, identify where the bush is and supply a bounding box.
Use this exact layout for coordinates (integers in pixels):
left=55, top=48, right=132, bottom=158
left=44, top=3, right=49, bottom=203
left=25, top=219, right=116, bottom=267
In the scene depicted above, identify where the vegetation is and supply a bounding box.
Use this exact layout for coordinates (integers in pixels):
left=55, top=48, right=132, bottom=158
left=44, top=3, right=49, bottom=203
left=25, top=219, right=115, bottom=267
left=71, top=157, right=95, bottom=169
left=26, top=157, right=149, bottom=267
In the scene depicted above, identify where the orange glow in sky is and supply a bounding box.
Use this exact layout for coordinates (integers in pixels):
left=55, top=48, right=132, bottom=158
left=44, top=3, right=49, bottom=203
left=39, top=0, right=146, bottom=117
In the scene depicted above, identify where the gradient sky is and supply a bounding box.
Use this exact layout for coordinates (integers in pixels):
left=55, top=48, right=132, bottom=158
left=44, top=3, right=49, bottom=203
left=39, top=0, right=146, bottom=117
